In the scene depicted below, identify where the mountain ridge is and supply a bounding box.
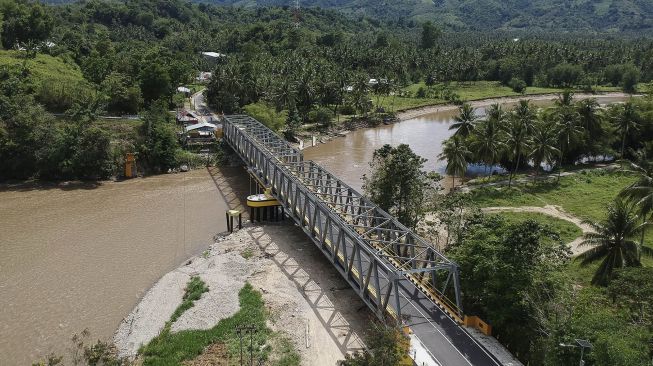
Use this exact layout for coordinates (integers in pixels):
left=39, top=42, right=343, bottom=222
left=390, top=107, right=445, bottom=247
left=194, top=0, right=653, bottom=33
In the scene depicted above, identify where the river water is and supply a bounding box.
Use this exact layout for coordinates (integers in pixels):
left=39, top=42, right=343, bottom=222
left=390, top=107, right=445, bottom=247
left=0, top=167, right=248, bottom=364
left=304, top=95, right=630, bottom=191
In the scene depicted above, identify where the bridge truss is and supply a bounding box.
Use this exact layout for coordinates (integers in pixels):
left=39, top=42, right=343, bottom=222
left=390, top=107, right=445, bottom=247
left=223, top=114, right=463, bottom=322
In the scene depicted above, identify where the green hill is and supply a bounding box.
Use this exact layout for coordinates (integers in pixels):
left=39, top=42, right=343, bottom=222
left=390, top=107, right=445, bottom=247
left=0, top=50, right=93, bottom=111
left=199, top=0, right=653, bottom=33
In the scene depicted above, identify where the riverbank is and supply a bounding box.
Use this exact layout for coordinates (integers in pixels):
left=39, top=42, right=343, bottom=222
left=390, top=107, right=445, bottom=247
left=114, top=223, right=368, bottom=365
left=396, top=91, right=635, bottom=121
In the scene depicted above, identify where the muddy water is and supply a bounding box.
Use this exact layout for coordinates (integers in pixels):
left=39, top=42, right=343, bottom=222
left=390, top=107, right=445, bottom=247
left=0, top=167, right=248, bottom=364
left=304, top=95, right=630, bottom=191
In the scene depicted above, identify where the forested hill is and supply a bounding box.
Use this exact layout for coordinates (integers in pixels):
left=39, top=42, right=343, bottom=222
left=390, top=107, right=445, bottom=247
left=195, top=0, right=653, bottom=34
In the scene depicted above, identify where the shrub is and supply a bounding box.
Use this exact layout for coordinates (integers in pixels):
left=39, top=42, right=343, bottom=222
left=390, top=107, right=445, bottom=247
left=340, top=104, right=356, bottom=115
left=508, top=78, right=527, bottom=94
left=314, top=107, right=334, bottom=127
left=548, top=63, right=584, bottom=88
left=243, top=102, right=286, bottom=132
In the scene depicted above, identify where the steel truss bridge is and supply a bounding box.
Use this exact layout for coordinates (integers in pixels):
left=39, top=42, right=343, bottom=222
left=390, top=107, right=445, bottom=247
left=223, top=115, right=503, bottom=366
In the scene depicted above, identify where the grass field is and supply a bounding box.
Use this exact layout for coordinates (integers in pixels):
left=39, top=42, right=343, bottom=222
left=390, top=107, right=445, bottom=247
left=471, top=170, right=635, bottom=222
left=489, top=211, right=583, bottom=244
left=140, top=281, right=300, bottom=366
left=378, top=81, right=625, bottom=113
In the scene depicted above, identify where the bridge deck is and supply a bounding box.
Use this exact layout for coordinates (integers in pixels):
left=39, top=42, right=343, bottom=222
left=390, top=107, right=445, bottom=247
left=222, top=115, right=502, bottom=366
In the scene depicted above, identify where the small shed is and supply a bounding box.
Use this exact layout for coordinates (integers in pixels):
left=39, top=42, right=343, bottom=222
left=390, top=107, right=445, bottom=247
left=177, top=110, right=200, bottom=125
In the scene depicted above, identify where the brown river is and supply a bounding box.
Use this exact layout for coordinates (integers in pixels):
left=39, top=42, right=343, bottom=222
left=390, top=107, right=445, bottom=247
left=0, top=94, right=630, bottom=364
left=0, top=167, right=248, bottom=364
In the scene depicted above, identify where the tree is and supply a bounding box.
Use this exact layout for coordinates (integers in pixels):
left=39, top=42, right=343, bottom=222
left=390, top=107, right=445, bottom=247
left=363, top=144, right=433, bottom=228
left=449, top=103, right=478, bottom=137
left=508, top=78, right=526, bottom=94
left=206, top=62, right=243, bottom=114
left=576, top=98, right=603, bottom=147
left=439, top=136, right=471, bottom=189
left=611, top=102, right=640, bottom=160
left=450, top=216, right=570, bottom=362
left=139, top=62, right=172, bottom=106
left=529, top=122, right=559, bottom=180
left=576, top=199, right=652, bottom=286
left=138, top=100, right=179, bottom=172
left=284, top=103, right=302, bottom=138
left=619, top=155, right=653, bottom=256
left=505, top=100, right=534, bottom=187
left=420, top=21, right=440, bottom=49
left=603, top=64, right=624, bottom=86
left=622, top=67, right=640, bottom=93
left=470, top=118, right=504, bottom=176
left=101, top=72, right=142, bottom=115
left=0, top=1, right=53, bottom=53
left=339, top=324, right=406, bottom=366
left=554, top=93, right=582, bottom=180
left=547, top=63, right=583, bottom=88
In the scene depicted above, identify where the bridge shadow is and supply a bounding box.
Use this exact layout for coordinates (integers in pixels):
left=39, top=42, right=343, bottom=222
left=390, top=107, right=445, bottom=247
left=243, top=223, right=369, bottom=358
left=205, top=164, right=369, bottom=356
left=205, top=165, right=251, bottom=237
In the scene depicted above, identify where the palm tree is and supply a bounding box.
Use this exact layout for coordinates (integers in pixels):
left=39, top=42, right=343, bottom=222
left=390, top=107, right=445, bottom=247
left=576, top=98, right=602, bottom=140
left=486, top=103, right=507, bottom=130
left=449, top=103, right=478, bottom=137
left=555, top=106, right=582, bottom=181
left=611, top=101, right=640, bottom=160
left=576, top=199, right=653, bottom=286
left=529, top=122, right=560, bottom=181
left=619, top=153, right=653, bottom=258
left=471, top=119, right=505, bottom=176
left=505, top=101, right=534, bottom=187
left=554, top=90, right=574, bottom=108
left=438, top=136, right=471, bottom=189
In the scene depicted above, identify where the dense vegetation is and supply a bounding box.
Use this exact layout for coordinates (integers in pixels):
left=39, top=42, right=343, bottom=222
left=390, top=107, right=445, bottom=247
left=196, top=0, right=653, bottom=34
left=2, top=0, right=653, bottom=180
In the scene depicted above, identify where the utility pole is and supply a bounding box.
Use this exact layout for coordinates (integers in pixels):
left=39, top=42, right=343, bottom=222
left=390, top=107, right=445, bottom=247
left=293, top=0, right=300, bottom=28
left=559, top=339, right=593, bottom=366
left=235, top=324, right=257, bottom=366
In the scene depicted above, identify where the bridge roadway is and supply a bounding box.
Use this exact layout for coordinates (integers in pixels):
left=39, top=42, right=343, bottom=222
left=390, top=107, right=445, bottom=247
left=222, top=115, right=503, bottom=366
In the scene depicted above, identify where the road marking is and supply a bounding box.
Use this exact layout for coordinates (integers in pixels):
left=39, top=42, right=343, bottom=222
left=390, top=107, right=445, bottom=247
left=399, top=283, right=501, bottom=365
left=410, top=333, right=442, bottom=366
left=399, top=291, right=473, bottom=366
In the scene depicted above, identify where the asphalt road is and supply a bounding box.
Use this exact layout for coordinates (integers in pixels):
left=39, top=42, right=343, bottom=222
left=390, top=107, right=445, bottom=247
left=397, top=279, right=502, bottom=366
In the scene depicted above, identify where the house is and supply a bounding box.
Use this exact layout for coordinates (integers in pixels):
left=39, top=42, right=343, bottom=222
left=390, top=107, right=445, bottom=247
left=176, top=109, right=200, bottom=125
left=182, top=122, right=218, bottom=145
left=177, top=86, right=191, bottom=97
left=201, top=51, right=226, bottom=59
left=196, top=72, right=213, bottom=83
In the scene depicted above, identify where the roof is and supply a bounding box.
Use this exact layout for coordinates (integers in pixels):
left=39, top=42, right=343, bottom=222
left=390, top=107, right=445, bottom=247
left=177, top=86, right=191, bottom=93
left=201, top=52, right=226, bottom=58
left=185, top=122, right=217, bottom=132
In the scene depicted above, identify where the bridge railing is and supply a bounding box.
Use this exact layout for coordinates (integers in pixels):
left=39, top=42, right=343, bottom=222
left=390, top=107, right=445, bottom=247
left=223, top=114, right=463, bottom=321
